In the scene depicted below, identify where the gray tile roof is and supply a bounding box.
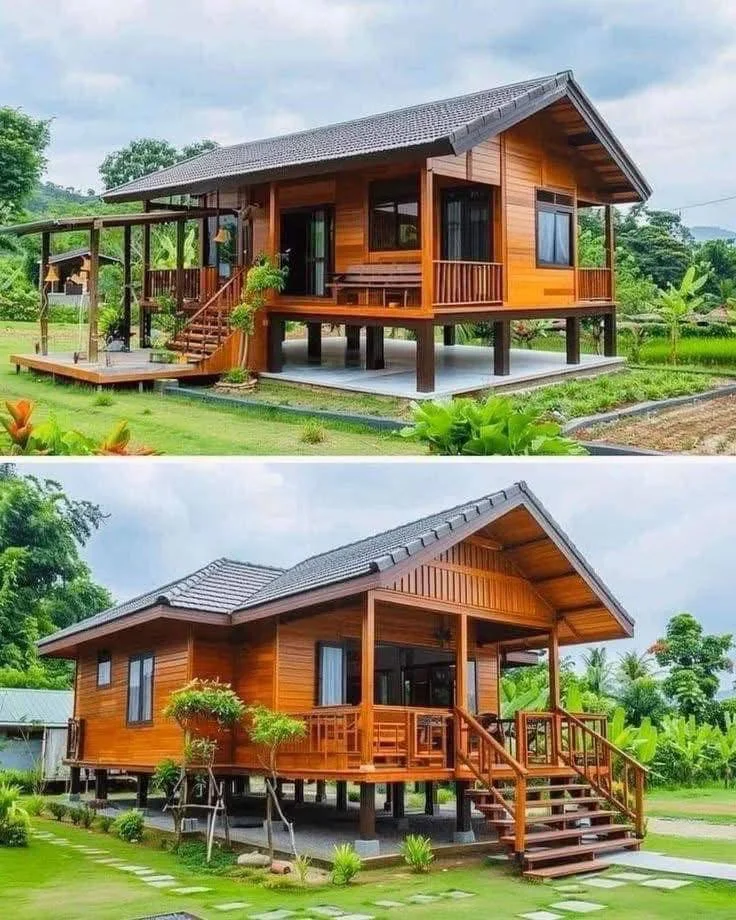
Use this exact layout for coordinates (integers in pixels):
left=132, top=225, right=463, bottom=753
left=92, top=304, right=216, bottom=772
left=46, top=247, right=119, bottom=265
left=0, top=688, right=73, bottom=727
left=103, top=71, right=652, bottom=202
left=37, top=559, right=284, bottom=647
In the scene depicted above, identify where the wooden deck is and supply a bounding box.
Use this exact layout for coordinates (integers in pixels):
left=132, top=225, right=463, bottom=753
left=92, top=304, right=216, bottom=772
left=11, top=350, right=206, bottom=386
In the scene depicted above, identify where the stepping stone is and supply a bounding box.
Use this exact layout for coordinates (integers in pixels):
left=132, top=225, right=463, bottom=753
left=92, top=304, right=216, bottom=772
left=554, top=886, right=585, bottom=894
left=520, top=912, right=564, bottom=920
left=171, top=887, right=212, bottom=894
left=143, top=875, right=176, bottom=883
left=82, top=848, right=108, bottom=854
left=308, top=909, right=347, bottom=917
left=445, top=890, right=475, bottom=899
left=639, top=878, right=692, bottom=890
left=340, top=915, right=374, bottom=920
left=580, top=878, right=626, bottom=889
left=132, top=869, right=158, bottom=876
left=407, top=895, right=439, bottom=904
left=549, top=903, right=605, bottom=915
left=117, top=865, right=149, bottom=872
left=249, top=911, right=297, bottom=920
left=72, top=844, right=88, bottom=849
left=608, top=872, right=652, bottom=882
left=214, top=906, right=252, bottom=914
left=372, top=902, right=404, bottom=909
left=94, top=858, right=124, bottom=865
left=145, top=879, right=178, bottom=888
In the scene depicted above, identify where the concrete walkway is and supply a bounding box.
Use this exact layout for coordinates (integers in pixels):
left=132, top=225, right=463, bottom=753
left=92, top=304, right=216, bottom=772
left=605, top=849, right=736, bottom=882
left=649, top=817, right=736, bottom=841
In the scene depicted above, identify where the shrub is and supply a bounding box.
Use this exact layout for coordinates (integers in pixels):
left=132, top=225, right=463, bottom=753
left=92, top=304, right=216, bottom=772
left=406, top=793, right=423, bottom=810
left=152, top=758, right=180, bottom=801
left=68, top=805, right=84, bottom=826
left=0, top=767, right=41, bottom=794
left=92, top=392, right=114, bottom=407
left=347, top=788, right=360, bottom=803
left=46, top=800, right=67, bottom=822
left=399, top=834, right=434, bottom=872
left=0, top=783, right=29, bottom=847
left=221, top=366, right=250, bottom=384
left=401, top=396, right=587, bottom=456
left=79, top=806, right=95, bottom=828
left=331, top=843, right=362, bottom=886
left=113, top=809, right=145, bottom=843
left=24, top=795, right=45, bottom=817
left=436, top=787, right=454, bottom=805
left=164, top=679, right=246, bottom=729
left=299, top=420, right=327, bottom=445
left=293, top=852, right=312, bottom=886
left=175, top=840, right=237, bottom=874
left=96, top=814, right=114, bottom=834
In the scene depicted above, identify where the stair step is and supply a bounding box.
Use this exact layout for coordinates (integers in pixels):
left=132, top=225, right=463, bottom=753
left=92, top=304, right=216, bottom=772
left=523, top=837, right=639, bottom=865
left=523, top=795, right=603, bottom=808
left=524, top=859, right=606, bottom=880
left=488, top=810, right=619, bottom=829
left=475, top=783, right=591, bottom=797
left=501, top=823, right=633, bottom=846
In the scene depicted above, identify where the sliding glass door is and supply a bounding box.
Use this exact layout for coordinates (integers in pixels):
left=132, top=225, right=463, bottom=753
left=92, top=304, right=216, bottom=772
left=281, top=206, right=334, bottom=296
left=441, top=186, right=492, bottom=262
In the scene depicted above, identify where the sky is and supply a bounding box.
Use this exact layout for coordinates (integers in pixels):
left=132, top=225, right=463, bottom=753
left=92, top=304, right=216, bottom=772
left=18, top=457, right=736, bottom=688
left=2, top=0, right=736, bottom=228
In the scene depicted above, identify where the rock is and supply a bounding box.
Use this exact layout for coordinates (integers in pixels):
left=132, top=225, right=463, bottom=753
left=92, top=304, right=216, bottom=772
left=237, top=850, right=271, bottom=868
left=270, top=860, right=292, bottom=875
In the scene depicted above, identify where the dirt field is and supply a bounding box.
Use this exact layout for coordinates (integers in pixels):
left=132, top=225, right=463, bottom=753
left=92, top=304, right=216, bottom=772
left=578, top=394, right=736, bottom=454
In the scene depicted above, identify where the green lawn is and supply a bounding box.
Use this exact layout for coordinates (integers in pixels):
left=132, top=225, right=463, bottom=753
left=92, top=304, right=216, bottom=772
left=0, top=322, right=420, bottom=456
left=647, top=786, right=736, bottom=825
left=1, top=817, right=735, bottom=920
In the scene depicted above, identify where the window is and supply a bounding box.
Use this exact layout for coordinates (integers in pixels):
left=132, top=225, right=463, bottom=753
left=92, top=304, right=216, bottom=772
left=127, top=653, right=154, bottom=724
left=281, top=207, right=334, bottom=296
left=442, top=187, right=492, bottom=262
left=536, top=190, right=574, bottom=267
left=317, top=643, right=346, bottom=706
left=369, top=178, right=420, bottom=251
left=467, top=660, right=478, bottom=715
left=97, top=652, right=111, bottom=688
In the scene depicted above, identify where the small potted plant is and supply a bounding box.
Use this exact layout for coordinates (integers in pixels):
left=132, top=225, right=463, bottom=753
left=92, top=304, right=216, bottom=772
left=215, top=366, right=258, bottom=392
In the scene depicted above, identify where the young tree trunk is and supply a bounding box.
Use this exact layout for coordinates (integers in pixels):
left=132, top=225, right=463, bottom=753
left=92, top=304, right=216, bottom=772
left=265, top=785, right=274, bottom=861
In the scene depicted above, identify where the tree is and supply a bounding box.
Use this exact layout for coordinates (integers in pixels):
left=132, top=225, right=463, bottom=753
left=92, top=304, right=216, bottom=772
left=655, top=265, right=708, bottom=364
left=582, top=647, right=614, bottom=697
left=618, top=206, right=694, bottom=289
left=617, top=650, right=653, bottom=685
left=650, top=612, right=733, bottom=719
left=0, top=108, right=50, bottom=220
left=0, top=468, right=110, bottom=678
left=99, top=138, right=219, bottom=190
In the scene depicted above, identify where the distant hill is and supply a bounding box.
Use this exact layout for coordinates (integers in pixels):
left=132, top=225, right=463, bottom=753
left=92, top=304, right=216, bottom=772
left=689, top=225, right=736, bottom=242
left=27, top=182, right=98, bottom=215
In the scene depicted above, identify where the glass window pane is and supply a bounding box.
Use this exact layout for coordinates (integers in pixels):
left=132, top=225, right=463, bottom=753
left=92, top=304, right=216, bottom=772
left=141, top=656, right=154, bottom=722
left=554, top=212, right=571, bottom=265
left=128, top=659, right=141, bottom=722
left=319, top=645, right=345, bottom=706
left=467, top=660, right=478, bottom=714
left=370, top=179, right=420, bottom=250
left=98, top=657, right=111, bottom=686
left=538, top=210, right=556, bottom=264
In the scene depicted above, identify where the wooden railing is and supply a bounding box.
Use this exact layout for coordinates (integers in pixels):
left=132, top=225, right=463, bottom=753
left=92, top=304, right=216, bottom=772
left=433, top=260, right=503, bottom=306
left=172, top=269, right=244, bottom=360
left=578, top=267, right=612, bottom=301
left=373, top=706, right=452, bottom=769
left=454, top=707, right=528, bottom=853
left=146, top=267, right=219, bottom=303
left=556, top=707, right=647, bottom=836
left=66, top=717, right=84, bottom=761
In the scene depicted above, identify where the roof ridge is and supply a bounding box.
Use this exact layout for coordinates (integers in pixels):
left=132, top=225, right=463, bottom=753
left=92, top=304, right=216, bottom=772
left=218, top=557, right=286, bottom=573
left=164, top=558, right=228, bottom=603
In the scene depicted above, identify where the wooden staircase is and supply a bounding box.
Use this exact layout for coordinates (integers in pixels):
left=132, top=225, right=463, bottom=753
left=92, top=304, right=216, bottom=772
left=168, top=269, right=244, bottom=367
left=454, top=707, right=647, bottom=880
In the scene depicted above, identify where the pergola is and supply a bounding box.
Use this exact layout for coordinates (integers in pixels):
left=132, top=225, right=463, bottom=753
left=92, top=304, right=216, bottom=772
left=0, top=205, right=236, bottom=360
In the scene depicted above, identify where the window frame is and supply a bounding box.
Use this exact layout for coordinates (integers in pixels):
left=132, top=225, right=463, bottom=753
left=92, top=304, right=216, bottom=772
left=368, top=177, right=421, bottom=252
left=126, top=652, right=155, bottom=726
left=535, top=189, right=575, bottom=269
left=466, top=658, right=479, bottom=715
left=96, top=651, right=112, bottom=689
left=279, top=203, right=335, bottom=298
left=441, top=186, right=493, bottom=262
left=315, top=641, right=348, bottom=707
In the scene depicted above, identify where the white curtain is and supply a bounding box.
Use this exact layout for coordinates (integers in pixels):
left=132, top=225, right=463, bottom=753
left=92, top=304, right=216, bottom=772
left=319, top=645, right=344, bottom=705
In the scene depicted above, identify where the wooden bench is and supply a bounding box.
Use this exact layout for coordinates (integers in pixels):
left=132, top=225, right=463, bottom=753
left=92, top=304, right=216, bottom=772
left=329, top=263, right=421, bottom=307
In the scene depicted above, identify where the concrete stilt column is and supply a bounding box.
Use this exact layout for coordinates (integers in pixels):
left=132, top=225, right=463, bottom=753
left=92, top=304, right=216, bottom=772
left=69, top=766, right=81, bottom=801
left=453, top=780, right=475, bottom=843
left=336, top=780, right=348, bottom=812
left=355, top=782, right=379, bottom=856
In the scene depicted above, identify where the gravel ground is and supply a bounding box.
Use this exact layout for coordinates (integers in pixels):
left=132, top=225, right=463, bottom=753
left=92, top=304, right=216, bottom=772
left=648, top=817, right=736, bottom=840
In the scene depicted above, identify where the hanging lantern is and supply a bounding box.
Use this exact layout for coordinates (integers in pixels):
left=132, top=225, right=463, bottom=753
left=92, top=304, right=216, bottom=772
left=44, top=264, right=60, bottom=283
left=214, top=225, right=230, bottom=244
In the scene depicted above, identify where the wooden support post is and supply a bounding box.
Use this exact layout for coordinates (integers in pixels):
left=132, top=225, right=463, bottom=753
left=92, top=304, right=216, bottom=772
left=549, top=625, right=561, bottom=764
left=360, top=592, right=375, bottom=770
left=307, top=322, right=322, bottom=364
left=366, top=326, right=384, bottom=370
left=336, top=781, right=348, bottom=812
left=123, top=224, right=132, bottom=350
left=316, top=780, right=326, bottom=803
left=416, top=321, right=435, bottom=393
left=267, top=317, right=285, bottom=372
left=39, top=231, right=50, bottom=355
left=176, top=218, right=185, bottom=312
left=345, top=325, right=361, bottom=367
left=455, top=613, right=468, bottom=710
left=135, top=773, right=149, bottom=809
left=443, top=325, right=456, bottom=346
left=69, top=766, right=81, bottom=798
left=603, top=311, right=616, bottom=357
left=605, top=203, right=616, bottom=302
left=424, top=781, right=438, bottom=816
left=87, top=225, right=100, bottom=363
left=493, top=320, right=511, bottom=376
left=420, top=163, right=435, bottom=311
left=455, top=780, right=471, bottom=832
left=391, top=782, right=405, bottom=820
left=142, top=203, right=152, bottom=348
left=359, top=783, right=376, bottom=839
left=566, top=316, right=581, bottom=365
left=94, top=768, right=108, bottom=801
left=198, top=217, right=207, bottom=268
left=294, top=779, right=304, bottom=804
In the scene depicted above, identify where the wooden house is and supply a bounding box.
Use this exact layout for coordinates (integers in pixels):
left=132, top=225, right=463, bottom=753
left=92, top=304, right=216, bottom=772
left=39, top=482, right=647, bottom=877
left=5, top=70, right=650, bottom=392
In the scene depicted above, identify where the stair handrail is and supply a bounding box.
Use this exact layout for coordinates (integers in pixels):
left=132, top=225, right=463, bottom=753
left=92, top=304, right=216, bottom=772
left=454, top=707, right=528, bottom=854
left=172, top=268, right=245, bottom=359
left=555, top=705, right=647, bottom=837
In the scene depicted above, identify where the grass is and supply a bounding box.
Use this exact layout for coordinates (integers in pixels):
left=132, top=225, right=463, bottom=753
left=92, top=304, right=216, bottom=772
left=639, top=337, right=736, bottom=369
left=0, top=322, right=420, bottom=456
left=647, top=785, right=736, bottom=825
left=234, top=377, right=412, bottom=419
left=2, top=817, right=735, bottom=920
left=647, top=832, right=736, bottom=864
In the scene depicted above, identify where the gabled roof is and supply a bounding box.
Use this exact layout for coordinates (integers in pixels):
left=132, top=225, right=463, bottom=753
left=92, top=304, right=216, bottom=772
left=0, top=688, right=73, bottom=727
left=102, top=71, right=650, bottom=203
left=37, top=559, right=284, bottom=648
left=46, top=247, right=120, bottom=266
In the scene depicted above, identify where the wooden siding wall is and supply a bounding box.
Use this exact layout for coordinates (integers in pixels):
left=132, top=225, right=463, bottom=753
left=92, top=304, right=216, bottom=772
left=388, top=539, right=552, bottom=627
left=429, top=137, right=501, bottom=185
left=74, top=624, right=189, bottom=767
left=231, top=620, right=277, bottom=762
left=275, top=604, right=499, bottom=714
